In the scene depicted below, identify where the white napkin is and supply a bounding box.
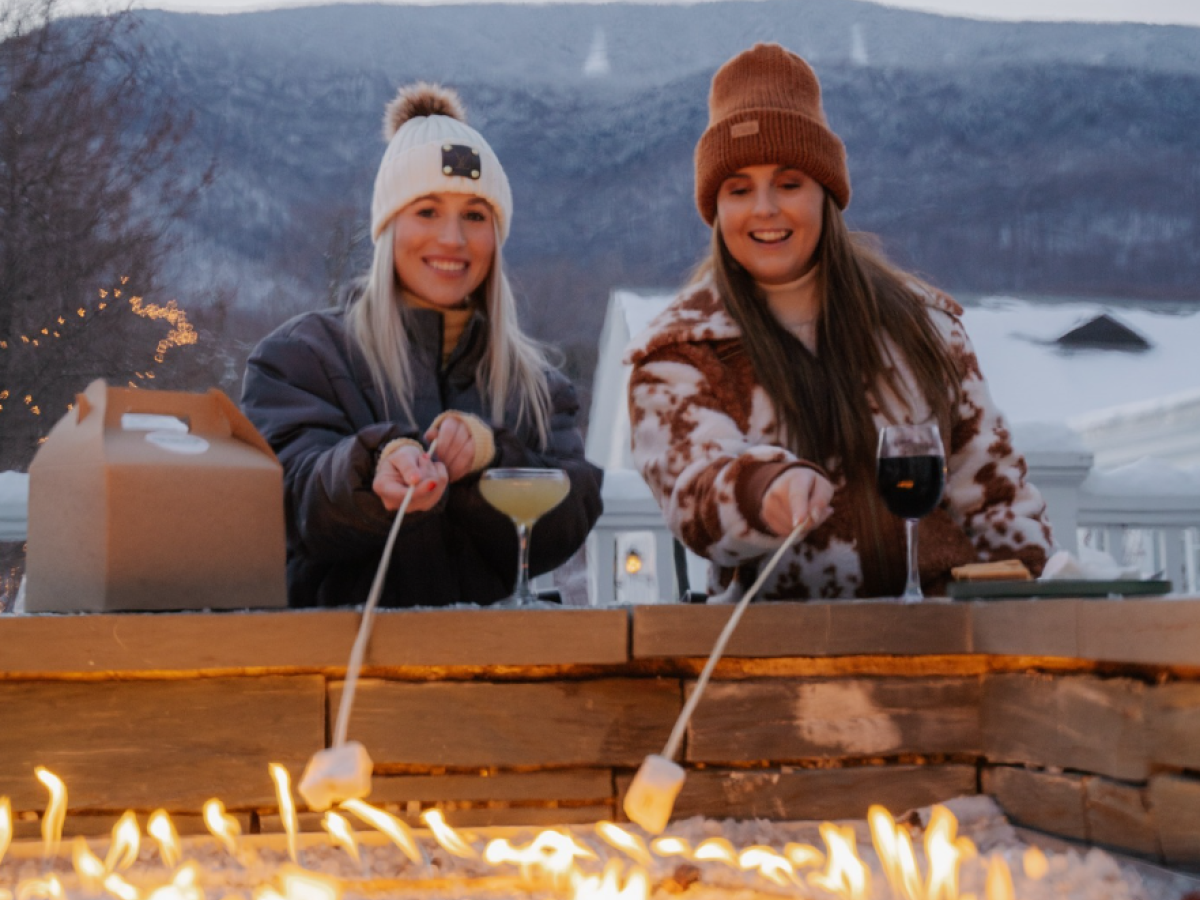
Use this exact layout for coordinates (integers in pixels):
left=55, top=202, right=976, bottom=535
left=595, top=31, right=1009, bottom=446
left=1040, top=547, right=1141, bottom=581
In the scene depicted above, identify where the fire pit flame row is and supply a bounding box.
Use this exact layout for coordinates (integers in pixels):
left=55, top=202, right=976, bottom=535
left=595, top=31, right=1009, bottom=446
left=0, top=765, right=1104, bottom=900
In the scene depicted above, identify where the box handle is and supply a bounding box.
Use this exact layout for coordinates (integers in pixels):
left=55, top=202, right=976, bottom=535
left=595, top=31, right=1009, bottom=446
left=93, top=383, right=232, bottom=438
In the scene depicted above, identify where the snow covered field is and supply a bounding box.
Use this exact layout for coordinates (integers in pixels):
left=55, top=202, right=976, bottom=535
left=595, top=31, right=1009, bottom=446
left=960, top=297, right=1200, bottom=425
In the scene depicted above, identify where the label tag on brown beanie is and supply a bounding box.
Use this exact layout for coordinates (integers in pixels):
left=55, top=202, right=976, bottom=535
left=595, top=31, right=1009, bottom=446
left=730, top=120, right=760, bottom=139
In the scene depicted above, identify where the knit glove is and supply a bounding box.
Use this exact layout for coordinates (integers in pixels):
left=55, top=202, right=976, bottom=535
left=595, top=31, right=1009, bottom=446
left=429, top=410, right=496, bottom=475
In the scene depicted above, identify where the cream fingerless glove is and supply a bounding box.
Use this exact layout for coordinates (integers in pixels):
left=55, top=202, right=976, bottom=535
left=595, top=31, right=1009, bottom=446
left=429, top=411, right=496, bottom=474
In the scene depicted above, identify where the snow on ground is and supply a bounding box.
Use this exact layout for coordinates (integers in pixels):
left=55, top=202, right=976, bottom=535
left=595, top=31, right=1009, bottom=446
left=0, top=471, right=29, bottom=542
left=959, top=296, right=1200, bottom=427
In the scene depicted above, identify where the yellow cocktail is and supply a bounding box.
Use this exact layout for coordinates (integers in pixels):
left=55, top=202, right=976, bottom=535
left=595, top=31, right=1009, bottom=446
left=479, top=468, right=570, bottom=605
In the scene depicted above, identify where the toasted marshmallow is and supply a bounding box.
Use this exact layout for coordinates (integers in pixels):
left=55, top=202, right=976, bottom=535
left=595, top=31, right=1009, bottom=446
left=623, top=754, right=686, bottom=835
left=298, top=742, right=374, bottom=812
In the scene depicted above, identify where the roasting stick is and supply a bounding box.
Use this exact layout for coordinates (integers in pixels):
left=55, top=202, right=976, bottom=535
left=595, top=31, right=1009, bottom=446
left=623, top=515, right=812, bottom=834
left=299, top=438, right=440, bottom=811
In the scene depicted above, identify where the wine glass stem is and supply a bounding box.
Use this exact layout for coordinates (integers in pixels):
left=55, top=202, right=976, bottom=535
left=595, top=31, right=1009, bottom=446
left=513, top=520, right=535, bottom=605
left=902, top=518, right=923, bottom=603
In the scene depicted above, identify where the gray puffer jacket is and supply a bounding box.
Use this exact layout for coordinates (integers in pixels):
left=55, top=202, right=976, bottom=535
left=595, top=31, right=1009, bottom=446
left=241, top=304, right=603, bottom=608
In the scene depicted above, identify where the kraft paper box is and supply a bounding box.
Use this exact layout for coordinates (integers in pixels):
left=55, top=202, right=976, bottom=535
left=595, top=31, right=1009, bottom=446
left=25, top=379, right=287, bottom=612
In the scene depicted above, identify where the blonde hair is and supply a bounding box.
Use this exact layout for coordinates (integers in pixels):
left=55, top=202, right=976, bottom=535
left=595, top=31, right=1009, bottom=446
left=347, top=219, right=553, bottom=446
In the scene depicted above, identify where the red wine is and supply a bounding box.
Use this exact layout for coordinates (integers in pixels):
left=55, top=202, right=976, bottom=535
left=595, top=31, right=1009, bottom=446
left=877, top=455, right=946, bottom=519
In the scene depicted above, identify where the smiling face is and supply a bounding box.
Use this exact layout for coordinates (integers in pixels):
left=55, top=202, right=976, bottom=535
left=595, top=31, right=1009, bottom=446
left=391, top=192, right=496, bottom=308
left=716, top=164, right=826, bottom=286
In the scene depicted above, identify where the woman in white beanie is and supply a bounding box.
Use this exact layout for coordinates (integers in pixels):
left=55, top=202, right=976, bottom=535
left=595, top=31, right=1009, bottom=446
left=242, top=84, right=602, bottom=608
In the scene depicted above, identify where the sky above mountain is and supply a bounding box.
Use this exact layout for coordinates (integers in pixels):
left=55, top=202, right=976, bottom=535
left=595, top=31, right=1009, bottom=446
left=123, top=0, right=1200, bottom=26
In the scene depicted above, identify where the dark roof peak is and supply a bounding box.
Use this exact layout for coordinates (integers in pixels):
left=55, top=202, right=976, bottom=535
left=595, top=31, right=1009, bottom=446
left=1055, top=313, right=1152, bottom=351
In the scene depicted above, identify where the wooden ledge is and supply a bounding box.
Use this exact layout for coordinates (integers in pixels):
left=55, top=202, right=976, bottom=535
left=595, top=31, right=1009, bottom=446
left=972, top=598, right=1200, bottom=668
left=0, top=606, right=629, bottom=676
left=632, top=601, right=972, bottom=658
left=3, top=597, right=1200, bottom=678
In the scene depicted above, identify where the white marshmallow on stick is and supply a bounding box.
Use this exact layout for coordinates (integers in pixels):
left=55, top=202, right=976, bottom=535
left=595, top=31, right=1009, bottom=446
left=299, top=439, right=438, bottom=812
left=622, top=516, right=811, bottom=833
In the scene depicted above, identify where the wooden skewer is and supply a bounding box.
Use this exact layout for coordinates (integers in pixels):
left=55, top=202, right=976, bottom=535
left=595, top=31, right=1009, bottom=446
left=332, top=438, right=440, bottom=748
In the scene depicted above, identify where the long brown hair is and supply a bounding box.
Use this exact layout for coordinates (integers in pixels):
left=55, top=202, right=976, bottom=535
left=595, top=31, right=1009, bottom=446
left=700, top=192, right=961, bottom=486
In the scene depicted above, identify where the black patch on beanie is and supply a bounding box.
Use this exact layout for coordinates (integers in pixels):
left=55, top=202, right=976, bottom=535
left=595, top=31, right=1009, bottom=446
left=441, top=144, right=481, bottom=180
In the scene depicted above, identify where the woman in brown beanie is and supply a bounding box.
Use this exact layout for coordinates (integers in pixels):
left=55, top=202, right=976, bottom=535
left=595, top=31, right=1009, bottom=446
left=626, top=43, right=1054, bottom=600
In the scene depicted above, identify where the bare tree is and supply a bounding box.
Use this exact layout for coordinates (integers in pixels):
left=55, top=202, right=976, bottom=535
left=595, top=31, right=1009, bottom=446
left=0, top=0, right=212, bottom=470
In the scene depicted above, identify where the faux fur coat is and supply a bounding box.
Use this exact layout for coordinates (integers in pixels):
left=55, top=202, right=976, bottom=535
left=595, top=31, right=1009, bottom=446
left=626, top=278, right=1054, bottom=600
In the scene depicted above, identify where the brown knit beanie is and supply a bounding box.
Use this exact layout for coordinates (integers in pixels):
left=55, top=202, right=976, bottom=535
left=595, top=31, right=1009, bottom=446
left=695, top=43, right=851, bottom=224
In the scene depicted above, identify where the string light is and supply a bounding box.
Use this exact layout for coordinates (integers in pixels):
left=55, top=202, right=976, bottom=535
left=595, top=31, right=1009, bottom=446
left=1, top=277, right=197, bottom=427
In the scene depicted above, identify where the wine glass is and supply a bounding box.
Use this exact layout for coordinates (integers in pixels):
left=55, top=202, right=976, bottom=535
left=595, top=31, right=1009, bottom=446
left=876, top=422, right=947, bottom=603
left=479, top=468, right=571, bottom=606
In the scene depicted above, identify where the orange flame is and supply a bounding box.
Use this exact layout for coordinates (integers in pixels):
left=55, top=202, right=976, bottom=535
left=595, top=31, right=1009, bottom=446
left=737, top=845, right=797, bottom=887
left=808, top=822, right=870, bottom=900
left=254, top=866, right=342, bottom=900
left=147, top=810, right=182, bottom=869
left=868, top=806, right=928, bottom=900
left=1023, top=845, right=1048, bottom=880
left=321, top=812, right=360, bottom=865
left=71, top=837, right=106, bottom=894
left=986, top=854, right=1016, bottom=900
left=784, top=841, right=825, bottom=870
left=0, top=796, right=11, bottom=866
left=279, top=867, right=341, bottom=900
left=924, top=805, right=961, bottom=900
left=419, top=809, right=476, bottom=859
left=340, top=799, right=426, bottom=866
left=34, top=768, right=66, bottom=860
left=202, top=799, right=241, bottom=858
left=484, top=830, right=596, bottom=886
left=595, top=822, right=652, bottom=868
left=693, top=837, right=738, bottom=866
left=106, top=811, right=141, bottom=873
left=569, top=859, right=650, bottom=900
left=649, top=836, right=690, bottom=858
left=269, top=764, right=299, bottom=865
left=102, top=873, right=140, bottom=900
left=15, top=875, right=63, bottom=900
left=146, top=863, right=203, bottom=900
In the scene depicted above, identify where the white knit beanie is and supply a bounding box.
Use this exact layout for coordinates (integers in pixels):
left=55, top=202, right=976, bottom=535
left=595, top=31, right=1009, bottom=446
left=370, top=83, right=513, bottom=243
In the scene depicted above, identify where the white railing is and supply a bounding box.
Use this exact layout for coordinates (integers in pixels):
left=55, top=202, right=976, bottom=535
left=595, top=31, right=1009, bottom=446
left=6, top=453, right=1200, bottom=605
left=588, top=451, right=1200, bottom=604
left=1077, top=458, right=1200, bottom=591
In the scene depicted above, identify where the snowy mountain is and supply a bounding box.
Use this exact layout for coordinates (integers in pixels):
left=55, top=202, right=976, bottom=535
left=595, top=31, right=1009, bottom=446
left=113, top=1, right=1200, bottom=382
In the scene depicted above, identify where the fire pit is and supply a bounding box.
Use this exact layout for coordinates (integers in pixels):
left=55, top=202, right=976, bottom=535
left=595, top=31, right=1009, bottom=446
left=3, top=600, right=1200, bottom=882
left=2, top=770, right=1189, bottom=900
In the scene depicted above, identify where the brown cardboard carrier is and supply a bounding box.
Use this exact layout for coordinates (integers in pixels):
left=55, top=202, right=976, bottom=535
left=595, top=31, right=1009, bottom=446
left=25, top=379, right=287, bottom=612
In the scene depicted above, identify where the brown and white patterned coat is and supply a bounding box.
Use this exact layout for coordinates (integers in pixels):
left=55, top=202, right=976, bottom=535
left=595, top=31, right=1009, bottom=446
left=626, top=277, right=1055, bottom=599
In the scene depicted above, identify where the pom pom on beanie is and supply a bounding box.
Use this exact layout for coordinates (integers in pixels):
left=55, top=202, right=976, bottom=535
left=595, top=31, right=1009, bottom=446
left=371, top=83, right=512, bottom=242
left=383, top=82, right=467, bottom=140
